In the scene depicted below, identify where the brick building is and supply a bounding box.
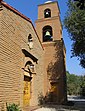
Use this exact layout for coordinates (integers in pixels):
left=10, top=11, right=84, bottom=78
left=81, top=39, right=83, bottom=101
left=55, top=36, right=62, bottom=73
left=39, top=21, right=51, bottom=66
left=0, top=1, right=67, bottom=111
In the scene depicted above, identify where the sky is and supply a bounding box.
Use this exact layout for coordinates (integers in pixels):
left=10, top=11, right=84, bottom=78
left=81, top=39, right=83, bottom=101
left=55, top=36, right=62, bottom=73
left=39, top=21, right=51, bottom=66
left=4, top=0, right=85, bottom=75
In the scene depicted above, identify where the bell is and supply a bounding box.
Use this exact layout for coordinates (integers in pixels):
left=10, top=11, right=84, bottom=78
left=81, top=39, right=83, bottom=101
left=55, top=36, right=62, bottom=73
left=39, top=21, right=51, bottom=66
left=46, top=11, right=49, bottom=15
left=45, top=31, right=51, bottom=36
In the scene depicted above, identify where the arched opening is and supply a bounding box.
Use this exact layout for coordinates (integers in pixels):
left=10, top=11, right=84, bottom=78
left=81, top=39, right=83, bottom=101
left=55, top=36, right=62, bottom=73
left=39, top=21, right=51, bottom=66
left=25, top=61, right=34, bottom=74
left=23, top=61, right=34, bottom=106
left=43, top=25, right=53, bottom=42
left=25, top=61, right=33, bottom=68
left=44, top=8, right=51, bottom=18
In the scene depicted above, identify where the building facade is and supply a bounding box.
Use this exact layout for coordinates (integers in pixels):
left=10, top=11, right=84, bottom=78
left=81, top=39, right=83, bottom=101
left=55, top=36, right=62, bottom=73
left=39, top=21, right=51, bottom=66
left=0, top=1, right=67, bottom=111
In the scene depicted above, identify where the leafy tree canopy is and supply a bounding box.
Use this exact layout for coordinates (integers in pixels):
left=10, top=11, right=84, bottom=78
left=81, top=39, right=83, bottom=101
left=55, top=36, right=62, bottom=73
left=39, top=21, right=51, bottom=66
left=64, top=0, right=85, bottom=68
left=74, top=0, right=85, bottom=10
left=66, top=71, right=85, bottom=96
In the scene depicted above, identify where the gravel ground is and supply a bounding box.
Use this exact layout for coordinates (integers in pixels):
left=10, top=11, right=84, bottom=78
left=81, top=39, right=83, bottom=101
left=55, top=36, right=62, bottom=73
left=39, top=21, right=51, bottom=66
left=34, top=107, right=80, bottom=111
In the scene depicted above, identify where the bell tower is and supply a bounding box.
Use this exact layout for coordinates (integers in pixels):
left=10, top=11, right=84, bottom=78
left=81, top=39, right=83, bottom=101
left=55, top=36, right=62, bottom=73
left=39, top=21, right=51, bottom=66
left=35, top=1, right=67, bottom=104
left=35, top=1, right=62, bottom=42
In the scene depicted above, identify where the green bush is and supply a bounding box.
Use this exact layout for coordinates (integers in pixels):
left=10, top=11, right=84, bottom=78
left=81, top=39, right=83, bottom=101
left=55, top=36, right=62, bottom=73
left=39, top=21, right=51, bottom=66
left=6, top=103, right=20, bottom=111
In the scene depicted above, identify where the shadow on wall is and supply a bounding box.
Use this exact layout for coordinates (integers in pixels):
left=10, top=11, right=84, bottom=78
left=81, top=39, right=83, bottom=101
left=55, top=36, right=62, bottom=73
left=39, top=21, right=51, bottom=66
left=46, top=40, right=67, bottom=104
left=38, top=40, right=67, bottom=106
left=38, top=92, right=57, bottom=105
left=38, top=92, right=74, bottom=107
left=47, top=40, right=64, bottom=81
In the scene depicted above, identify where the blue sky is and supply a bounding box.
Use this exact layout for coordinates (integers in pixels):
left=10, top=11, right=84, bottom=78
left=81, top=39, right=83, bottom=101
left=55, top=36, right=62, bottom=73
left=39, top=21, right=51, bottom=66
left=4, top=0, right=85, bottom=75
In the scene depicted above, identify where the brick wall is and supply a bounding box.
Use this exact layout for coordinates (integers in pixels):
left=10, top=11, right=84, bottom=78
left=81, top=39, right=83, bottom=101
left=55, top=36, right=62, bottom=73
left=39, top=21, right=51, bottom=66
left=0, top=5, right=44, bottom=110
left=42, top=41, right=66, bottom=103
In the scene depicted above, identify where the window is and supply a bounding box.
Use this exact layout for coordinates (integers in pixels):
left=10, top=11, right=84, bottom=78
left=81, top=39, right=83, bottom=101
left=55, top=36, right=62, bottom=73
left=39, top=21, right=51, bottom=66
left=28, top=34, right=33, bottom=49
left=43, top=25, right=53, bottom=42
left=44, top=8, right=51, bottom=18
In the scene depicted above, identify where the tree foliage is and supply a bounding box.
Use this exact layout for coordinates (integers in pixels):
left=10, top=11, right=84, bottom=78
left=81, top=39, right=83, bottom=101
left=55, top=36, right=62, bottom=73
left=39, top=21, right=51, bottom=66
left=64, top=0, right=85, bottom=68
left=80, top=75, right=85, bottom=96
left=66, top=71, right=85, bottom=96
left=74, top=0, right=85, bottom=10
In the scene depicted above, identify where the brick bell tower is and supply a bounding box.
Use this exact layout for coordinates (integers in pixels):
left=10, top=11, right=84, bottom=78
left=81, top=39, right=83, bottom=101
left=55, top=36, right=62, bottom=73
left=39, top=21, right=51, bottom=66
left=35, top=1, right=67, bottom=103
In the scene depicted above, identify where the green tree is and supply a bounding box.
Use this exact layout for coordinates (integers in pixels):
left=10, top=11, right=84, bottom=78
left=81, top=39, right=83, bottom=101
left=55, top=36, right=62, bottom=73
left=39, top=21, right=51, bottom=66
left=64, top=0, right=85, bottom=68
left=74, top=0, right=85, bottom=9
left=80, top=75, right=85, bottom=96
left=66, top=71, right=82, bottom=95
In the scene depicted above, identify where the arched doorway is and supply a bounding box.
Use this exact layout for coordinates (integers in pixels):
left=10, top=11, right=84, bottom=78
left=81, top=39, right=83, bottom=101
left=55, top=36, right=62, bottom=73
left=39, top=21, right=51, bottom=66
left=23, top=61, right=33, bottom=106
left=22, top=49, right=38, bottom=107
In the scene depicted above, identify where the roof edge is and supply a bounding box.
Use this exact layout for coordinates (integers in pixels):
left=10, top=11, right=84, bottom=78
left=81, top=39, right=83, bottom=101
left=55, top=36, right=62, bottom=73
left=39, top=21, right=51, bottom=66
left=1, top=1, right=44, bottom=50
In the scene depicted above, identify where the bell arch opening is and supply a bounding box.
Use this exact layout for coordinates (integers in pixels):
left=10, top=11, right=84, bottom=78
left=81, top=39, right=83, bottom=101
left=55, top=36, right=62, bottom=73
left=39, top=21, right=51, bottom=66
left=43, top=25, right=53, bottom=42
left=44, top=8, right=51, bottom=18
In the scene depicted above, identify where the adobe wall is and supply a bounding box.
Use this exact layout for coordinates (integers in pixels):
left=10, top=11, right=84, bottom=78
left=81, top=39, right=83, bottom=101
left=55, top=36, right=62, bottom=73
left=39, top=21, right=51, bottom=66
left=0, top=5, right=44, bottom=110
left=43, top=41, right=67, bottom=103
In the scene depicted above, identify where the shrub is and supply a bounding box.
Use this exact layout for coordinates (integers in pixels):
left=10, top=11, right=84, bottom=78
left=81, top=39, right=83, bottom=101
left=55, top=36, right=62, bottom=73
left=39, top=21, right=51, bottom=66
left=6, top=103, right=20, bottom=111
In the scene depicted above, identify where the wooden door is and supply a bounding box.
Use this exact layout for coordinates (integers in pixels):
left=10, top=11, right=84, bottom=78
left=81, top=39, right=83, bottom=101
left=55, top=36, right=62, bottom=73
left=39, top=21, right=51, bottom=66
left=23, top=80, right=31, bottom=106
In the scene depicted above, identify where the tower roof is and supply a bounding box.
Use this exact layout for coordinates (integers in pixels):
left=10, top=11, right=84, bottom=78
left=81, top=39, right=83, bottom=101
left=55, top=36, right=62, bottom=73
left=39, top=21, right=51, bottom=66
left=45, top=1, right=52, bottom=4
left=38, top=1, right=57, bottom=6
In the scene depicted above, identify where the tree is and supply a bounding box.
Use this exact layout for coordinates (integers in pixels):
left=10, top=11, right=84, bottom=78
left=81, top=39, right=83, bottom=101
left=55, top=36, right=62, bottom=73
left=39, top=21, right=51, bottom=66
left=74, top=0, right=85, bottom=9
left=64, top=0, right=85, bottom=68
left=80, top=75, right=85, bottom=96
left=67, top=71, right=81, bottom=95
left=66, top=71, right=85, bottom=96
left=66, top=71, right=79, bottom=95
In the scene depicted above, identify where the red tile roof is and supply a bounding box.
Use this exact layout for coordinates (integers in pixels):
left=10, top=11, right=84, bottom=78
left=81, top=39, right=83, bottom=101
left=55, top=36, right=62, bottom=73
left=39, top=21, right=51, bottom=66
left=1, top=1, right=44, bottom=50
